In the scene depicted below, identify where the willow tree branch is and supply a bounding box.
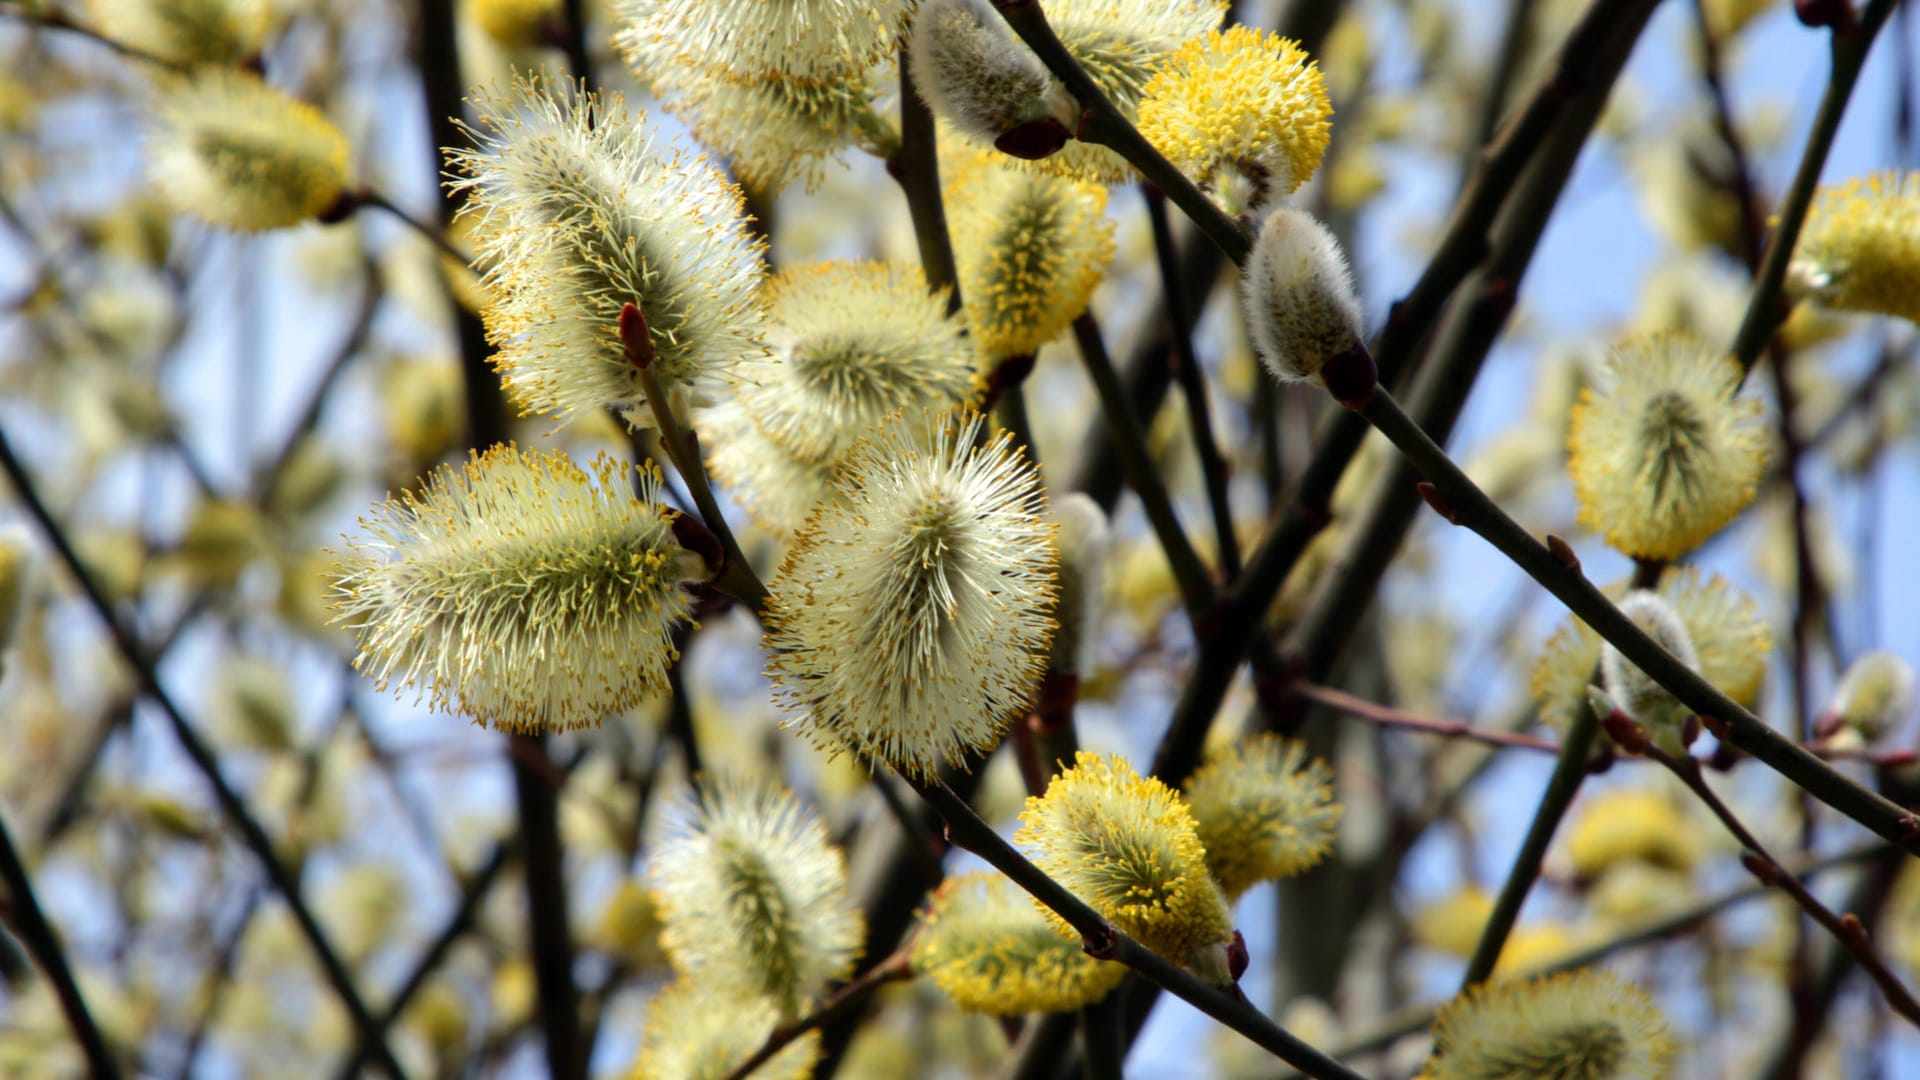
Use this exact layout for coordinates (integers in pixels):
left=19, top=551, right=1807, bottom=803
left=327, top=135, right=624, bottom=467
left=0, top=809, right=122, bottom=1080
left=1727, top=0, right=1900, bottom=371
left=721, top=948, right=916, bottom=1080
left=909, top=779, right=1363, bottom=1080
left=0, top=5, right=177, bottom=67
left=1350, top=385, right=1920, bottom=852
left=1145, top=186, right=1239, bottom=576
left=1150, top=0, right=1660, bottom=786
left=894, top=45, right=961, bottom=306
left=1071, top=312, right=1216, bottom=622
left=0, top=429, right=409, bottom=1080
left=511, top=733, right=582, bottom=1080
left=331, top=840, right=516, bottom=1080
left=1639, top=743, right=1920, bottom=1027
left=621, top=305, right=770, bottom=614
left=1289, top=682, right=1559, bottom=754
left=1460, top=704, right=1603, bottom=986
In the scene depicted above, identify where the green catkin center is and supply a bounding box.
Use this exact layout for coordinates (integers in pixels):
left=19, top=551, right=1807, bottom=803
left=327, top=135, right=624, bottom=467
left=717, top=840, right=802, bottom=1007
left=1470, top=1022, right=1628, bottom=1080
left=1635, top=390, right=1709, bottom=506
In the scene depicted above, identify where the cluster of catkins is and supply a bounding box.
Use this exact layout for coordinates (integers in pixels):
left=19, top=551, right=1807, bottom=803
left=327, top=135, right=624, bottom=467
left=114, top=0, right=1920, bottom=1073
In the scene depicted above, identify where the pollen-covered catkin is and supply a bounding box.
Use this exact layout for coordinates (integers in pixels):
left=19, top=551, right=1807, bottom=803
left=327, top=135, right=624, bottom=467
left=1425, top=968, right=1678, bottom=1079
left=648, top=775, right=863, bottom=1021
left=911, top=872, right=1126, bottom=1014
left=1566, top=332, right=1768, bottom=560
left=944, top=150, right=1115, bottom=360
left=742, top=261, right=976, bottom=467
left=1788, top=171, right=1920, bottom=324
left=149, top=70, right=350, bottom=231
left=1531, top=569, right=1768, bottom=734
left=1826, top=650, right=1917, bottom=744
left=1137, top=26, right=1332, bottom=206
left=764, top=412, right=1056, bottom=778
left=1183, top=735, right=1342, bottom=898
left=329, top=447, right=699, bottom=733
left=1016, top=752, right=1236, bottom=983
left=445, top=76, right=766, bottom=427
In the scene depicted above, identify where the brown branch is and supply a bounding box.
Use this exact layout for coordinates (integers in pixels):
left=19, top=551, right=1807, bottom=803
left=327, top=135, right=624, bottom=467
left=1625, top=734, right=1920, bottom=1028
left=720, top=948, right=916, bottom=1080
left=0, top=808, right=122, bottom=1079
left=0, top=428, right=410, bottom=1079
left=1288, top=682, right=1561, bottom=753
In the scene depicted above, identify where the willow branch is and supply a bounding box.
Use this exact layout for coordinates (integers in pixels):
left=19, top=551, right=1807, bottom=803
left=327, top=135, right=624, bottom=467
left=1145, top=186, right=1240, bottom=575
left=1350, top=385, right=1920, bottom=853
left=1636, top=741, right=1920, bottom=1027
left=908, top=779, right=1363, bottom=1080
left=894, top=45, right=961, bottom=306
left=1727, top=0, right=1900, bottom=371
left=0, top=809, right=122, bottom=1080
left=620, top=304, right=770, bottom=614
left=721, top=948, right=916, bottom=1080
left=1289, top=682, right=1560, bottom=754
left=1071, top=312, right=1215, bottom=622
left=0, top=429, right=409, bottom=1079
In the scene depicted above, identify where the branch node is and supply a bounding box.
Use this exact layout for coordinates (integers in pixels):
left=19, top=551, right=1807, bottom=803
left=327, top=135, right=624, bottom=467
left=1545, top=532, right=1582, bottom=573
left=1415, top=481, right=1459, bottom=525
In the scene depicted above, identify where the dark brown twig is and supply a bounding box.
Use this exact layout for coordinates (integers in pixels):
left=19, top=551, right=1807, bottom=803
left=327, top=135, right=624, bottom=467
left=720, top=948, right=917, bottom=1080
left=0, top=809, right=122, bottom=1079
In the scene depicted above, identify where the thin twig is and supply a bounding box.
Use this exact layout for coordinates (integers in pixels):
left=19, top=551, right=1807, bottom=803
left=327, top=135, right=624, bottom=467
left=1289, top=682, right=1560, bottom=754
left=1070, top=312, right=1215, bottom=622
left=720, top=948, right=917, bottom=1080
left=329, top=840, right=516, bottom=1079
left=0, top=428, right=411, bottom=1080
left=1632, top=738, right=1920, bottom=1028
left=1350, top=385, right=1920, bottom=853
left=0, top=5, right=177, bottom=67
left=509, top=732, right=582, bottom=1080
left=988, top=1, right=1250, bottom=263
left=620, top=305, right=770, bottom=613
left=909, top=779, right=1363, bottom=1080
left=893, top=45, right=961, bottom=307
left=1144, top=186, right=1239, bottom=576
left=0, top=809, right=123, bottom=1079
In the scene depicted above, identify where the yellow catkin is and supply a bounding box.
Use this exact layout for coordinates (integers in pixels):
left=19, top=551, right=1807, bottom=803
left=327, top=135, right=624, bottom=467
left=1137, top=26, right=1332, bottom=200
left=148, top=70, right=349, bottom=232
left=1183, top=734, right=1342, bottom=898
left=1425, top=968, right=1678, bottom=1079
left=1789, top=171, right=1920, bottom=324
left=944, top=150, right=1115, bottom=360
left=911, top=872, right=1127, bottom=1014
left=1016, top=752, right=1233, bottom=974
left=1566, top=332, right=1768, bottom=560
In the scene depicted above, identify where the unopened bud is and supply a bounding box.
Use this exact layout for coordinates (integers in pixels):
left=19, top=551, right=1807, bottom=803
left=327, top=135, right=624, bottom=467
left=1600, top=592, right=1701, bottom=757
left=1240, top=205, right=1365, bottom=390
left=910, top=0, right=1073, bottom=153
